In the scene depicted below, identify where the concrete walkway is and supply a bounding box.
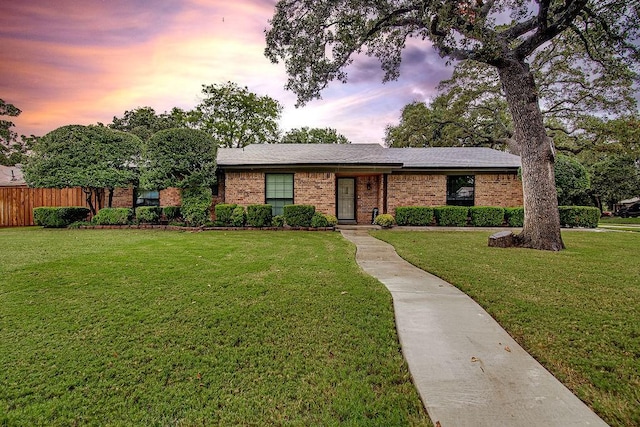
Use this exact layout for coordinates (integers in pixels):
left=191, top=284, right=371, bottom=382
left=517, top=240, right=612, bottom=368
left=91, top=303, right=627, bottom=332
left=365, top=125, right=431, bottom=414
left=341, top=230, right=608, bottom=427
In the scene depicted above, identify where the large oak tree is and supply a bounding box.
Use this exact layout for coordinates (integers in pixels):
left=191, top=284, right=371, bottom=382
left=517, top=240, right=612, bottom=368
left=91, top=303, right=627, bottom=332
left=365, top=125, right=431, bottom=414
left=265, top=0, right=639, bottom=251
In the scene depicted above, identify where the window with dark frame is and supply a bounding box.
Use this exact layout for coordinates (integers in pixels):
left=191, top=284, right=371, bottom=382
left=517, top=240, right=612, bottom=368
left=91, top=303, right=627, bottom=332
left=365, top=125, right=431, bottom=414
left=265, top=173, right=294, bottom=216
left=136, top=190, right=160, bottom=207
left=446, top=175, right=475, bottom=206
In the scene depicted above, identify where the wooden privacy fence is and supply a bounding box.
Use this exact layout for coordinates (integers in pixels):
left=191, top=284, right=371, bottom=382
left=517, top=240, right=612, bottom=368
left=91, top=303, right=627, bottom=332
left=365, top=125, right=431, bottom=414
left=0, top=187, right=97, bottom=227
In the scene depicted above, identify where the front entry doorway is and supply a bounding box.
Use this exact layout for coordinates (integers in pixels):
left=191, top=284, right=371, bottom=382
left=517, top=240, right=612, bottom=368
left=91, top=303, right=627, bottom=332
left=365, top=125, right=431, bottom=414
left=337, top=178, right=356, bottom=222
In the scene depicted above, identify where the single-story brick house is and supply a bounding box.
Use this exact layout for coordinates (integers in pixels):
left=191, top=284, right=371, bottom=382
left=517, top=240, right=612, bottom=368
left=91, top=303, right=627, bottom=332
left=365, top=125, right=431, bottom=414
left=215, top=144, right=523, bottom=224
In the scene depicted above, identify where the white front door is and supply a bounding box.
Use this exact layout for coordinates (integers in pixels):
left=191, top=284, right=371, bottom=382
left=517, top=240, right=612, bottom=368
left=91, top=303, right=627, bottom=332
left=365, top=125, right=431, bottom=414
left=337, top=178, right=355, bottom=221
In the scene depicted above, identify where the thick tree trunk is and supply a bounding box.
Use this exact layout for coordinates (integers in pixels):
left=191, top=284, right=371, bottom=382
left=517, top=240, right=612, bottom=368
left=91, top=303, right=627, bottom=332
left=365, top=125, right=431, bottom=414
left=497, top=59, right=565, bottom=251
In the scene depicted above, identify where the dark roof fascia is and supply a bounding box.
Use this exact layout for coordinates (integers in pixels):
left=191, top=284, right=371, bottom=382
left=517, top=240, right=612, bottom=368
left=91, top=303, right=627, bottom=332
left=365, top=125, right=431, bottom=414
left=396, top=166, right=520, bottom=174
left=218, top=162, right=403, bottom=171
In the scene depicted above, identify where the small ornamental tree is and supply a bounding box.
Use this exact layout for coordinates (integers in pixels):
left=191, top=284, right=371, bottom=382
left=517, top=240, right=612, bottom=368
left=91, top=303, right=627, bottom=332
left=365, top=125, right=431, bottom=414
left=139, top=128, right=218, bottom=190
left=23, top=125, right=141, bottom=215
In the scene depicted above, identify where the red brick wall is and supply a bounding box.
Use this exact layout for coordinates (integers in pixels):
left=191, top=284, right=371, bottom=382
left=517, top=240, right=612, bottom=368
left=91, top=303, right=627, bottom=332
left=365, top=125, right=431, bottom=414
left=475, top=173, right=523, bottom=207
left=212, top=174, right=225, bottom=206
left=294, top=172, right=335, bottom=216
left=387, top=174, right=446, bottom=214
left=356, top=175, right=381, bottom=224
left=160, top=187, right=181, bottom=206
left=219, top=170, right=523, bottom=221
left=224, top=172, right=265, bottom=206
left=111, top=187, right=133, bottom=208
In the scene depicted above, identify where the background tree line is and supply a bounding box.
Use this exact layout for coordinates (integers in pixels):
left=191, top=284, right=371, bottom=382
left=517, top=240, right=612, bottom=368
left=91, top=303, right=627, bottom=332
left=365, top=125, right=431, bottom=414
left=383, top=58, right=640, bottom=212
left=4, top=81, right=350, bottom=215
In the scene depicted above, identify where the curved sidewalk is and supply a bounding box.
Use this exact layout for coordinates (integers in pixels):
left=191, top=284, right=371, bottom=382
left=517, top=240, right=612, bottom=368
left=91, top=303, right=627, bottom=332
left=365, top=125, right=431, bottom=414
left=341, top=230, right=607, bottom=427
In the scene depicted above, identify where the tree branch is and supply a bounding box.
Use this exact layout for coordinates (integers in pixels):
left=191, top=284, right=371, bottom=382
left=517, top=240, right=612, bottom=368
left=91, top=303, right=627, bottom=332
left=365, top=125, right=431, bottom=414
left=513, top=0, right=589, bottom=59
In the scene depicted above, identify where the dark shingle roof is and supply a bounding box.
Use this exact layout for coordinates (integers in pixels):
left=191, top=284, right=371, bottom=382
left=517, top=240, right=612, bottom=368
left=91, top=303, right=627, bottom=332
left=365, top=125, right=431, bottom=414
left=386, top=147, right=521, bottom=169
left=217, top=144, right=521, bottom=169
left=217, top=144, right=391, bottom=166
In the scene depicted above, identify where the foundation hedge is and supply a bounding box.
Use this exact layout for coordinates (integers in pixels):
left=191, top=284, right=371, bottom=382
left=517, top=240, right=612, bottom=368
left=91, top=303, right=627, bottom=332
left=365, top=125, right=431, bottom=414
left=33, top=207, right=90, bottom=228
left=215, top=203, right=238, bottom=226
left=283, top=205, right=315, bottom=227
left=505, top=207, right=524, bottom=227
left=395, top=206, right=434, bottom=226
left=181, top=187, right=212, bottom=227
left=135, top=206, right=161, bottom=224
left=434, top=206, right=469, bottom=226
left=230, top=206, right=246, bottom=227
left=92, top=208, right=133, bottom=225
left=374, top=214, right=395, bottom=228
left=272, top=215, right=285, bottom=227
left=559, top=206, right=600, bottom=228
left=162, top=206, right=181, bottom=221
left=469, top=206, right=505, bottom=227
left=310, top=212, right=329, bottom=228
left=247, top=204, right=273, bottom=227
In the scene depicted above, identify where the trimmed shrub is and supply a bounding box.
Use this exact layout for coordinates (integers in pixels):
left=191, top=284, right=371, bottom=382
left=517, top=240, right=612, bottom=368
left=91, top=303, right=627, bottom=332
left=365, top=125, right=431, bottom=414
left=230, top=206, right=246, bottom=227
left=434, top=206, right=469, bottom=226
left=311, top=212, right=329, bottom=228
left=469, top=206, right=505, bottom=227
left=162, top=206, right=181, bottom=221
left=247, top=204, right=272, bottom=227
left=181, top=187, right=212, bottom=226
left=559, top=206, right=600, bottom=228
left=272, top=215, right=285, bottom=227
left=324, top=214, right=338, bottom=226
left=505, top=207, right=524, bottom=227
left=92, top=208, right=133, bottom=225
left=33, top=207, right=90, bottom=228
left=135, top=206, right=161, bottom=224
left=374, top=213, right=395, bottom=227
left=215, top=203, right=238, bottom=226
left=395, top=206, right=435, bottom=226
left=283, top=204, right=315, bottom=227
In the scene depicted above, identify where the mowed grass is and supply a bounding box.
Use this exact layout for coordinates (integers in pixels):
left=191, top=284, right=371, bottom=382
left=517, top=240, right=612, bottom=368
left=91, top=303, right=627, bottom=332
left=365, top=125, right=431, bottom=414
left=0, top=228, right=431, bottom=426
left=372, top=230, right=639, bottom=427
left=599, top=217, right=640, bottom=225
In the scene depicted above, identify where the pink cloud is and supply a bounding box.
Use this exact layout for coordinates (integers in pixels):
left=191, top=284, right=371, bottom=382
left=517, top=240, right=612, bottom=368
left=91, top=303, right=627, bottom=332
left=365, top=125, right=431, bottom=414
left=0, top=1, right=449, bottom=144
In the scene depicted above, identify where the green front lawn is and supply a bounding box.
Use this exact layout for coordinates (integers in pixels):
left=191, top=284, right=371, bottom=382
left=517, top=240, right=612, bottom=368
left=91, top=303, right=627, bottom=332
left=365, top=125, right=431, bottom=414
left=0, top=228, right=430, bottom=426
left=599, top=216, right=640, bottom=225
left=372, top=230, right=639, bottom=427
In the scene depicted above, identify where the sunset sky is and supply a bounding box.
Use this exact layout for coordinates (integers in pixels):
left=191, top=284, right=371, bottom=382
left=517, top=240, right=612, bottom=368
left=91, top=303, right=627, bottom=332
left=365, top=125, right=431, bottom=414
left=0, top=0, right=453, bottom=144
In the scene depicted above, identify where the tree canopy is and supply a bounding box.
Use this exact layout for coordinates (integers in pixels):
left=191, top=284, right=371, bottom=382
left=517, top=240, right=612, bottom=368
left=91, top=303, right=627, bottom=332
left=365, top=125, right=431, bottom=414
left=23, top=125, right=142, bottom=214
left=590, top=155, right=640, bottom=211
left=109, top=106, right=189, bottom=141
left=0, top=99, right=28, bottom=166
left=554, top=154, right=590, bottom=207
left=139, top=128, right=218, bottom=190
left=266, top=0, right=640, bottom=250
left=281, top=127, right=350, bottom=144
left=190, top=82, right=282, bottom=148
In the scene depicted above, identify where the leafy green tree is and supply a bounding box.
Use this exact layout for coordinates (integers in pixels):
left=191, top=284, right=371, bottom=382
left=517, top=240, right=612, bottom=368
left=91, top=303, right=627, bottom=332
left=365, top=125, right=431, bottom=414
left=590, top=155, right=640, bottom=211
left=0, top=99, right=29, bottom=166
left=554, top=155, right=591, bottom=207
left=190, top=82, right=282, bottom=148
left=386, top=34, right=637, bottom=154
left=109, top=106, right=189, bottom=141
left=139, top=128, right=217, bottom=190
left=266, top=1, right=639, bottom=250
left=281, top=127, right=350, bottom=144
left=23, top=125, right=142, bottom=214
